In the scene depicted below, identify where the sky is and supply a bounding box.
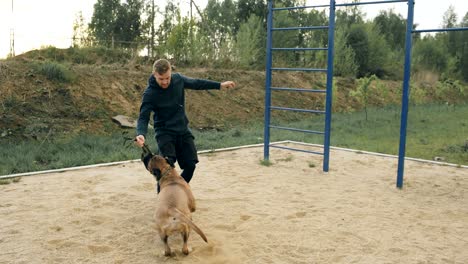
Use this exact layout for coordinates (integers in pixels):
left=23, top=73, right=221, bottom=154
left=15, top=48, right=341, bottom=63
left=0, top=0, right=467, bottom=59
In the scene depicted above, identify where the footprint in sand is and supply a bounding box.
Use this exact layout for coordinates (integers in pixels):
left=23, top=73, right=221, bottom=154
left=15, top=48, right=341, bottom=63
left=88, top=244, right=112, bottom=254
left=49, top=226, right=63, bottom=232
left=240, top=215, right=251, bottom=221
left=286, top=211, right=307, bottom=219
left=214, top=224, right=237, bottom=231
left=47, top=239, right=80, bottom=249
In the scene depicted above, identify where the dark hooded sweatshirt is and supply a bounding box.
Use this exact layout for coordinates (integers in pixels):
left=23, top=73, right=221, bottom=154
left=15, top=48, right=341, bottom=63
left=136, top=73, right=220, bottom=137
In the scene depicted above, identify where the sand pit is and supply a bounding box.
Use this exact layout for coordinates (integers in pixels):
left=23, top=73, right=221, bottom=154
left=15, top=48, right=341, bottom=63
left=1, top=143, right=468, bottom=264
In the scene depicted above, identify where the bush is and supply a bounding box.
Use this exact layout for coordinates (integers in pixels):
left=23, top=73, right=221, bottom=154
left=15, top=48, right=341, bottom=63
left=36, top=61, right=74, bottom=82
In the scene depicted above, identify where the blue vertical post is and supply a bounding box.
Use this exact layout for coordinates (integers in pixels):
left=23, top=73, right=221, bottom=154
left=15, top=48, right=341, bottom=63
left=323, top=0, right=336, bottom=172
left=263, top=0, right=274, bottom=161
left=397, top=0, right=415, bottom=188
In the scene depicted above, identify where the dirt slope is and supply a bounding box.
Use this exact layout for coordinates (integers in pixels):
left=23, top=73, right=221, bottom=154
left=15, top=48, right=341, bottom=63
left=0, top=54, right=403, bottom=140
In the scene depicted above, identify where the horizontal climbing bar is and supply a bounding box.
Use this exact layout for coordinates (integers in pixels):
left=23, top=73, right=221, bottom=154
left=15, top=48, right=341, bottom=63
left=271, top=87, right=326, bottom=93
left=413, top=27, right=468, bottom=33
left=272, top=47, right=328, bottom=51
left=272, top=26, right=328, bottom=31
left=271, top=67, right=327, bottom=72
left=270, top=145, right=324, bottom=156
left=336, top=0, right=407, bottom=7
left=270, top=125, right=325, bottom=135
left=270, top=106, right=326, bottom=114
left=273, top=4, right=331, bottom=11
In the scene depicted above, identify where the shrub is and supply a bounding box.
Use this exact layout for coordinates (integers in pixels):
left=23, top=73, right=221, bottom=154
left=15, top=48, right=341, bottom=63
left=36, top=61, right=74, bottom=82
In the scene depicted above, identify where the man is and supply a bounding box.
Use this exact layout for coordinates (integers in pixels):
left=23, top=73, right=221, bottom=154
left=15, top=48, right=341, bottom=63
left=135, top=59, right=235, bottom=191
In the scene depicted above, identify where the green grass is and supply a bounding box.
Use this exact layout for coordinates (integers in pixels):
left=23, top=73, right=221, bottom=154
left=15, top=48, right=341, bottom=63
left=0, top=177, right=21, bottom=185
left=0, top=103, right=466, bottom=176
left=35, top=61, right=75, bottom=82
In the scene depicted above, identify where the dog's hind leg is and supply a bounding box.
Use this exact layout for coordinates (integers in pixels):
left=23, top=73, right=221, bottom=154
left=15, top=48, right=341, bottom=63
left=160, top=233, right=171, bottom=256
left=181, top=225, right=190, bottom=255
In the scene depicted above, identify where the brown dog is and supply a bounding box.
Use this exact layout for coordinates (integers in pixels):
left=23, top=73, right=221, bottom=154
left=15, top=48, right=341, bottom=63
left=147, top=154, right=208, bottom=256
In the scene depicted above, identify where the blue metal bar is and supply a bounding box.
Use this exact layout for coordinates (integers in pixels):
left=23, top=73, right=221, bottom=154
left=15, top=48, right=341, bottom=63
left=271, top=87, right=326, bottom=93
left=413, top=27, right=468, bottom=33
left=273, top=4, right=330, bottom=11
left=272, top=26, right=328, bottom=31
left=397, top=0, right=415, bottom=189
left=323, top=0, right=336, bottom=172
left=272, top=67, right=327, bottom=72
left=272, top=47, right=328, bottom=51
left=271, top=145, right=324, bottom=156
left=270, top=125, right=325, bottom=135
left=336, top=0, right=407, bottom=7
left=263, top=0, right=274, bottom=161
left=271, top=106, right=326, bottom=114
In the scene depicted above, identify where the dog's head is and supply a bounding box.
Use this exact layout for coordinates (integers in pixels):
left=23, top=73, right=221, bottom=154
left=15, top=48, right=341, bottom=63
left=147, top=155, right=175, bottom=181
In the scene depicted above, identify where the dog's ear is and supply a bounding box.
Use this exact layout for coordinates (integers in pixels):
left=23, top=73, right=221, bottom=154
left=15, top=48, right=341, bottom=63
left=152, top=168, right=161, bottom=180
left=164, top=156, right=175, bottom=168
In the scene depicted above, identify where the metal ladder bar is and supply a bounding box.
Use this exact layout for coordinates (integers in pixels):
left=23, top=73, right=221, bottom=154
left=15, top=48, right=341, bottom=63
left=271, top=87, right=326, bottom=93
left=336, top=0, right=407, bottom=7
left=413, top=27, right=468, bottom=33
left=272, top=26, right=328, bottom=31
left=271, top=67, right=327, bottom=72
left=270, top=125, right=325, bottom=135
left=271, top=144, right=324, bottom=156
left=270, top=106, right=326, bottom=114
left=273, top=4, right=331, bottom=11
left=272, top=47, right=327, bottom=51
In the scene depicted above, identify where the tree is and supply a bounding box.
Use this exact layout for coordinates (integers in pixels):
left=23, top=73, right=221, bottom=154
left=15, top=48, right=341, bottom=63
left=89, top=0, right=120, bottom=47
left=373, top=9, right=406, bottom=51
left=89, top=0, right=143, bottom=49
left=166, top=17, right=196, bottom=63
left=114, top=0, right=143, bottom=49
left=412, top=35, right=447, bottom=72
left=366, top=23, right=391, bottom=78
left=347, top=24, right=369, bottom=77
left=140, top=0, right=158, bottom=57
left=442, top=5, right=458, bottom=56
left=72, top=11, right=92, bottom=47
left=203, top=0, right=237, bottom=58
left=335, top=1, right=364, bottom=30
left=234, top=15, right=265, bottom=68
left=459, top=12, right=468, bottom=81
left=156, top=2, right=180, bottom=56
left=334, top=28, right=357, bottom=77
left=236, top=0, right=267, bottom=32
left=350, top=74, right=377, bottom=121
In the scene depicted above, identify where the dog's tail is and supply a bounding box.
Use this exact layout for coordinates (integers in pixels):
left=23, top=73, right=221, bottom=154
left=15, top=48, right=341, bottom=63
left=172, top=208, right=208, bottom=243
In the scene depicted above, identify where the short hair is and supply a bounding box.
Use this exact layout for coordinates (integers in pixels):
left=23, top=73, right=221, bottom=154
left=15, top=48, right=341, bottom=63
left=153, top=59, right=171, bottom=75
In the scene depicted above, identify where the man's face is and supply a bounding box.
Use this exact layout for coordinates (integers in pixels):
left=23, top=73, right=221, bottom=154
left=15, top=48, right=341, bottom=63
left=154, top=70, right=171, bottom=89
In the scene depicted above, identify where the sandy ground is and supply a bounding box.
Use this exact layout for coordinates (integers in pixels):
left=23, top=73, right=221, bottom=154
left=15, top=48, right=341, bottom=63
left=1, top=143, right=468, bottom=264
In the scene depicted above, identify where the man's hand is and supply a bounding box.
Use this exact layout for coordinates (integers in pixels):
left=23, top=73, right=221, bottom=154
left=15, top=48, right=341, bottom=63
left=220, top=81, right=236, bottom=89
left=135, top=135, right=145, bottom=147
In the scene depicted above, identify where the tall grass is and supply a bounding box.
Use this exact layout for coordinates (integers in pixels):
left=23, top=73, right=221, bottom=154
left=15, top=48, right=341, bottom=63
left=1, top=104, right=466, bottom=176
left=35, top=61, right=74, bottom=82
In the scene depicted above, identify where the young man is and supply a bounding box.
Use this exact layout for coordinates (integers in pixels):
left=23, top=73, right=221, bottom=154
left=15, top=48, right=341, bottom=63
left=135, top=59, right=235, bottom=190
